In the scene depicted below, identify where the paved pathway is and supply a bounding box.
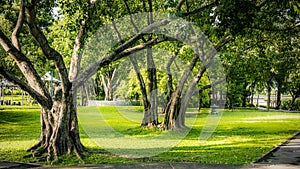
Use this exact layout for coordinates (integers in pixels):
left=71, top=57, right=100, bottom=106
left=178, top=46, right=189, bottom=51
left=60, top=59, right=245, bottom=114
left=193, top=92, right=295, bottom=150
left=253, top=131, right=300, bottom=167
left=1, top=132, right=299, bottom=169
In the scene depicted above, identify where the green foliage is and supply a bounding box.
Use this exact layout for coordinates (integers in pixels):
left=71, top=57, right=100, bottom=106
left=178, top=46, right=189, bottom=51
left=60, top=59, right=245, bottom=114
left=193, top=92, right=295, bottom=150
left=281, top=99, right=300, bottom=111
left=216, top=0, right=257, bottom=35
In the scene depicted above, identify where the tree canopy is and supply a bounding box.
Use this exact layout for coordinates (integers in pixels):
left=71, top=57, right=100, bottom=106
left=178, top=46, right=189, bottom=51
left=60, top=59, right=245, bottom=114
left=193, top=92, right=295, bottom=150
left=0, top=0, right=299, bottom=163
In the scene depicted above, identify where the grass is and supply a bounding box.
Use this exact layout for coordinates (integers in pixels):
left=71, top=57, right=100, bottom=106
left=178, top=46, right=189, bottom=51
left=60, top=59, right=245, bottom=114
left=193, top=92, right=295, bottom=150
left=0, top=105, right=300, bottom=166
left=0, top=106, right=40, bottom=163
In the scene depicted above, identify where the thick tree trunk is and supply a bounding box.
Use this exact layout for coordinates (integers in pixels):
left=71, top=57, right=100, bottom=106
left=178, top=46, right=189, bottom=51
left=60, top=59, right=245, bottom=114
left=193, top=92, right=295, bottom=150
left=146, top=47, right=158, bottom=126
left=27, top=86, right=84, bottom=163
left=166, top=55, right=176, bottom=103
left=163, top=55, right=198, bottom=129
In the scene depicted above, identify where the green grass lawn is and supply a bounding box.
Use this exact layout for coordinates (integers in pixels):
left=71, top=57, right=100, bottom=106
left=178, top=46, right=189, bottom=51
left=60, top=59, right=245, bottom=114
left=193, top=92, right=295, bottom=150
left=0, top=105, right=300, bottom=166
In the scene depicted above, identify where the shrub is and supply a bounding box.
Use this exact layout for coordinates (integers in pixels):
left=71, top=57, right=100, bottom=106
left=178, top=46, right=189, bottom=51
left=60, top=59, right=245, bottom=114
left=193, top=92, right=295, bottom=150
left=247, top=103, right=255, bottom=108
left=280, top=98, right=300, bottom=111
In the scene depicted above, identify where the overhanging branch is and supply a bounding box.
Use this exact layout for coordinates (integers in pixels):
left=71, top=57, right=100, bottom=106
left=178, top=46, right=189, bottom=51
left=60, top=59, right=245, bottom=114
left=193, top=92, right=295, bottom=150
left=199, top=78, right=226, bottom=92
left=0, top=66, right=52, bottom=109
left=73, top=37, right=166, bottom=88
left=0, top=30, right=51, bottom=102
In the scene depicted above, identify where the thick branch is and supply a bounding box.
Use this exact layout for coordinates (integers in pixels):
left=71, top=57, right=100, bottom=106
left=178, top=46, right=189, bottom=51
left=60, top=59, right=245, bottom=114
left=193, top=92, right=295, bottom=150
left=25, top=7, right=70, bottom=90
left=0, top=67, right=51, bottom=109
left=73, top=37, right=165, bottom=88
left=12, top=0, right=24, bottom=51
left=182, top=1, right=216, bottom=17
left=114, top=19, right=169, bottom=54
left=69, top=16, right=88, bottom=81
left=215, top=35, right=233, bottom=51
left=176, top=0, right=186, bottom=11
left=199, top=78, right=226, bottom=92
left=0, top=30, right=51, bottom=103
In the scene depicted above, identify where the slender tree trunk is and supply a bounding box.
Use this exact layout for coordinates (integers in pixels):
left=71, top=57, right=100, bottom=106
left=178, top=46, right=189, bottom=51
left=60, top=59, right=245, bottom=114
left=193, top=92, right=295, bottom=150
left=275, top=80, right=282, bottom=110
left=241, top=82, right=248, bottom=107
left=256, top=93, right=260, bottom=107
left=267, top=81, right=271, bottom=111
left=84, top=84, right=90, bottom=103
left=198, top=90, right=202, bottom=111
left=128, top=55, right=151, bottom=126
left=80, top=85, right=84, bottom=106
left=250, top=80, right=256, bottom=105
left=94, top=75, right=100, bottom=97
left=101, top=75, right=114, bottom=101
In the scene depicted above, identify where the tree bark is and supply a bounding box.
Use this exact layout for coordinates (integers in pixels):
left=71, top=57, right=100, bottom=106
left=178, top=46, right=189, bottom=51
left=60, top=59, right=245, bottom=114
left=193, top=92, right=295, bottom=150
left=101, top=74, right=114, bottom=101
left=163, top=54, right=198, bottom=129
left=24, top=85, right=84, bottom=163
left=144, top=47, right=158, bottom=126
left=166, top=55, right=176, bottom=102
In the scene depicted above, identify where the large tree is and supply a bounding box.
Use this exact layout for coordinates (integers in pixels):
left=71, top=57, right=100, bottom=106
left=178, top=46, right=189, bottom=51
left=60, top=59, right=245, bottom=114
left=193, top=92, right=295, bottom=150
left=0, top=0, right=299, bottom=162
left=0, top=0, right=167, bottom=162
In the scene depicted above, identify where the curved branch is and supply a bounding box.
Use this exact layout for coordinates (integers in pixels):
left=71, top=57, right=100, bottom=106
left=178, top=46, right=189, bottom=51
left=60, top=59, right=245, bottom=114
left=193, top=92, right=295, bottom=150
left=73, top=37, right=165, bottom=88
left=12, top=0, right=24, bottom=51
left=0, top=67, right=52, bottom=109
left=0, top=30, right=51, bottom=103
left=73, top=19, right=170, bottom=88
left=25, top=6, right=70, bottom=91
left=176, top=0, right=186, bottom=11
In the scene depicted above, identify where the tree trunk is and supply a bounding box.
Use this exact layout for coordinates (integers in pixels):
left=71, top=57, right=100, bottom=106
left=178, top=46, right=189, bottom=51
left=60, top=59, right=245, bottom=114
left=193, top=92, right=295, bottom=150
left=250, top=80, right=256, bottom=105
left=101, top=74, right=113, bottom=101
left=27, top=86, right=84, bottom=163
left=163, top=54, right=198, bottom=129
left=256, top=93, right=259, bottom=107
left=128, top=55, right=152, bottom=126
left=80, top=85, right=84, bottom=106
left=241, top=82, right=248, bottom=107
left=289, top=93, right=297, bottom=111
left=198, top=90, right=202, bottom=111
left=275, top=79, right=282, bottom=110
left=146, top=47, right=158, bottom=126
left=267, top=81, right=271, bottom=111
left=84, top=84, right=90, bottom=104
left=166, top=55, right=176, bottom=103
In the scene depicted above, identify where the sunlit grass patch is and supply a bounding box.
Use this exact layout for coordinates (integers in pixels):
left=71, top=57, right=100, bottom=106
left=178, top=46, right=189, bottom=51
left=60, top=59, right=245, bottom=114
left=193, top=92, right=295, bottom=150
left=1, top=105, right=300, bottom=165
